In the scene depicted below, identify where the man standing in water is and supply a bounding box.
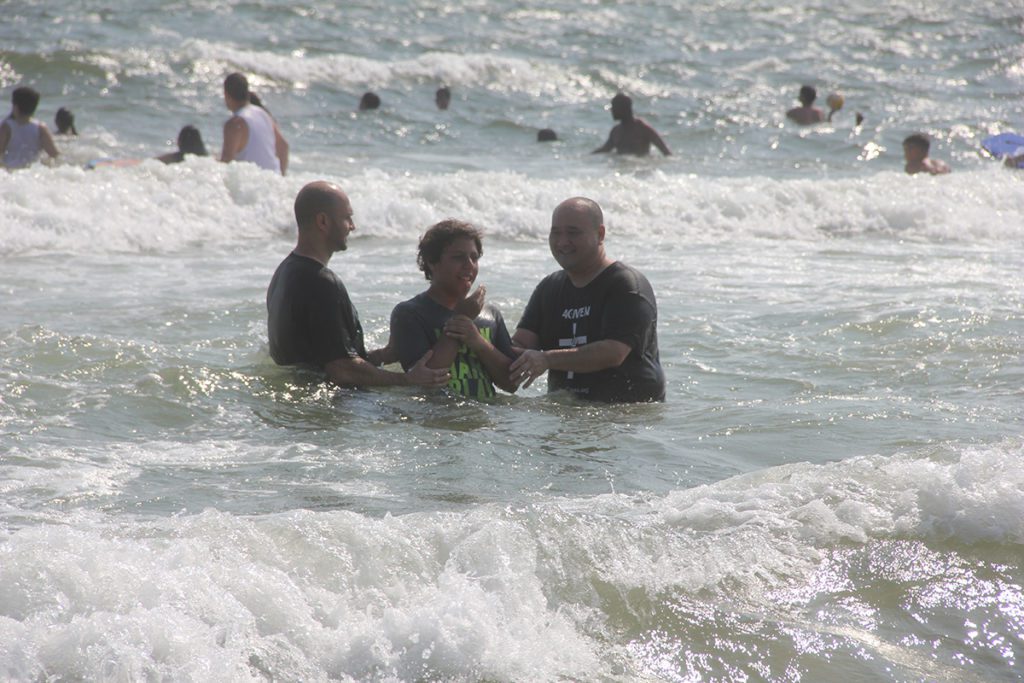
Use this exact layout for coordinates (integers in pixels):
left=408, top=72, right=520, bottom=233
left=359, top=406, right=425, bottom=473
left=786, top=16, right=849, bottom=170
left=592, top=93, right=671, bottom=157
left=221, top=72, right=289, bottom=175
left=510, top=197, right=666, bottom=402
left=267, top=181, right=450, bottom=389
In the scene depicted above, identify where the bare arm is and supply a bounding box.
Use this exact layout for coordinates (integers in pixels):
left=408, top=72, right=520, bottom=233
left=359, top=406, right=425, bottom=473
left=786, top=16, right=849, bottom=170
left=220, top=116, right=247, bottom=162
left=592, top=127, right=617, bottom=154
left=646, top=122, right=671, bottom=156
left=511, top=328, right=539, bottom=354
left=39, top=124, right=59, bottom=159
left=365, top=342, right=396, bottom=366
left=509, top=339, right=631, bottom=389
left=325, top=351, right=449, bottom=388
left=273, top=123, right=289, bottom=175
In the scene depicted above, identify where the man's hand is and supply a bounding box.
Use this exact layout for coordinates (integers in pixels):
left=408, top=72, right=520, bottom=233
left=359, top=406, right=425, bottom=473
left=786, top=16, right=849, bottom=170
left=509, top=349, right=549, bottom=389
left=406, top=350, right=451, bottom=387
left=454, top=285, right=486, bottom=320
left=443, top=314, right=484, bottom=351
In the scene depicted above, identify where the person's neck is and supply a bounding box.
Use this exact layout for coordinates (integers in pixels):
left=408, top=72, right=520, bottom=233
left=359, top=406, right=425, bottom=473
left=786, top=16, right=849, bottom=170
left=292, top=241, right=332, bottom=267
left=426, top=284, right=460, bottom=310
left=566, top=255, right=614, bottom=287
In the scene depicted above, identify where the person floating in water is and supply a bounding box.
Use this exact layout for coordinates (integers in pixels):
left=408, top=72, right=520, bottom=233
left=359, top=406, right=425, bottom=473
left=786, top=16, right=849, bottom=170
left=157, top=125, right=207, bottom=164
left=593, top=93, right=670, bottom=156
left=510, top=197, right=666, bottom=402
left=435, top=86, right=451, bottom=111
left=389, top=220, right=517, bottom=399
left=55, top=107, right=77, bottom=135
left=537, top=128, right=557, bottom=142
left=903, top=133, right=950, bottom=175
left=220, top=72, right=289, bottom=175
left=1, top=86, right=59, bottom=170
left=267, top=181, right=450, bottom=390
left=359, top=92, right=381, bottom=111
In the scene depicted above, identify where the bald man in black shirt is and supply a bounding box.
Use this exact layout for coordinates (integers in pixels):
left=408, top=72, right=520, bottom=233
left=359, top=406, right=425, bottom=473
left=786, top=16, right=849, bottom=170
left=267, top=181, right=449, bottom=389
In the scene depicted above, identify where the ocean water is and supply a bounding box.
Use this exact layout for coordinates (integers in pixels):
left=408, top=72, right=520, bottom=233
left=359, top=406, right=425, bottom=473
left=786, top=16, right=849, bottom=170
left=2, top=1, right=1024, bottom=681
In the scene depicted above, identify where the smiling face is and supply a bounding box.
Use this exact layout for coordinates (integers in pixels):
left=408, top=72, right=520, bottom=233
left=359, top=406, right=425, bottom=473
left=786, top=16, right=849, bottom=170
left=429, top=237, right=480, bottom=299
left=549, top=201, right=604, bottom=275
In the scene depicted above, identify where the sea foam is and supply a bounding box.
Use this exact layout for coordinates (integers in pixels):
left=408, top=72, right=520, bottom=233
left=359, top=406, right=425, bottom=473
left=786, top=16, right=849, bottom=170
left=1, top=440, right=1020, bottom=680
left=2, top=161, right=1022, bottom=256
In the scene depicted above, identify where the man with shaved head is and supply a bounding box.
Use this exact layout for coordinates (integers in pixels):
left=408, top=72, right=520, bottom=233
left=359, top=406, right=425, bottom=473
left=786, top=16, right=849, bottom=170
left=267, top=181, right=449, bottom=389
left=510, top=197, right=665, bottom=402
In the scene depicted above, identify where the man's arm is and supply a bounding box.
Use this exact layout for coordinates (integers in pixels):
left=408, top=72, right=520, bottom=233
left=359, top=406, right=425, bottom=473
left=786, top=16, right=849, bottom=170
left=511, top=328, right=539, bottom=353
left=645, top=122, right=671, bottom=156
left=39, top=125, right=59, bottom=159
left=365, top=342, right=396, bottom=366
left=509, top=339, right=631, bottom=389
left=592, top=127, right=617, bottom=154
left=325, top=351, right=449, bottom=388
left=220, top=116, right=247, bottom=162
left=273, top=123, right=289, bottom=175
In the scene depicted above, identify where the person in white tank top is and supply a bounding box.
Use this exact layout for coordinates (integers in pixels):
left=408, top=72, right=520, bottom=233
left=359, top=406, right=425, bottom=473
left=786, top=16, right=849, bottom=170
left=1, top=86, right=59, bottom=170
left=220, top=73, right=289, bottom=175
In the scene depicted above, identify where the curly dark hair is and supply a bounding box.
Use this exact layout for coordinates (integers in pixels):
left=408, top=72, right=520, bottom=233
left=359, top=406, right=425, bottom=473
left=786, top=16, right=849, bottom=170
left=417, top=219, right=483, bottom=280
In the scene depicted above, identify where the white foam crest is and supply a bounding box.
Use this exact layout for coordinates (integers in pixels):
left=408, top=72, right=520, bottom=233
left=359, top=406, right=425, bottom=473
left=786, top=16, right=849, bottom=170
left=4, top=164, right=1022, bottom=256
left=183, top=40, right=608, bottom=101
left=347, top=166, right=1024, bottom=244
left=0, top=157, right=296, bottom=256
left=0, top=507, right=602, bottom=681
left=645, top=440, right=1024, bottom=596
left=2, top=441, right=1021, bottom=678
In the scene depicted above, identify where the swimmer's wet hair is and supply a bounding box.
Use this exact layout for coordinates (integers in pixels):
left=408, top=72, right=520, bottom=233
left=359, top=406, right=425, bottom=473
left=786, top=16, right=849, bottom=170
left=417, top=219, right=483, bottom=281
left=799, top=85, right=817, bottom=105
left=12, top=87, right=40, bottom=117
left=903, top=133, right=930, bottom=152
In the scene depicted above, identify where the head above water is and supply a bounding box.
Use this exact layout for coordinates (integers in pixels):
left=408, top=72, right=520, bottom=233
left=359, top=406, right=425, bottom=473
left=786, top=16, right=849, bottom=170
left=537, top=128, right=558, bottom=142
left=11, top=87, right=41, bottom=118
left=359, top=92, right=381, bottom=110
left=294, top=181, right=347, bottom=231
left=223, top=72, right=250, bottom=107
left=435, top=86, right=451, bottom=110
left=177, top=125, right=207, bottom=156
left=417, top=219, right=483, bottom=281
left=799, top=85, right=817, bottom=107
left=611, top=93, right=633, bottom=121
left=549, top=197, right=607, bottom=275
left=55, top=107, right=77, bottom=135
left=903, top=133, right=930, bottom=154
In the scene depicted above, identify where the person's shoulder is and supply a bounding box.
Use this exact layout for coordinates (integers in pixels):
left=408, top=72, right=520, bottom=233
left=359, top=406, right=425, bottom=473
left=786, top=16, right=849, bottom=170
left=533, top=269, right=568, bottom=291
left=604, top=261, right=653, bottom=290
left=392, top=292, right=427, bottom=315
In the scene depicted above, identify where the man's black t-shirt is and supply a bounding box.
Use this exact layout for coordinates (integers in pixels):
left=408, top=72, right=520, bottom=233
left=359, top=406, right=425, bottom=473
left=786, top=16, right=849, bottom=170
left=517, top=261, right=665, bottom=402
left=266, top=253, right=367, bottom=368
left=390, top=292, right=514, bottom=399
